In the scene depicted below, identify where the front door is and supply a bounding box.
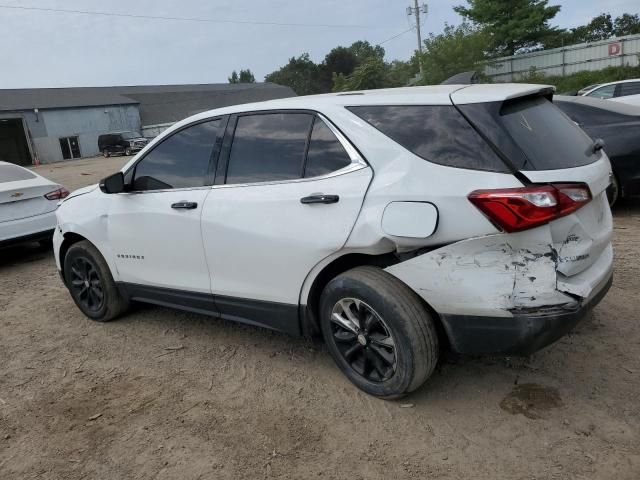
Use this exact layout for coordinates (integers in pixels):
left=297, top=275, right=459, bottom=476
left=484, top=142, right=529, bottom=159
left=107, top=119, right=222, bottom=296
left=201, top=112, right=372, bottom=330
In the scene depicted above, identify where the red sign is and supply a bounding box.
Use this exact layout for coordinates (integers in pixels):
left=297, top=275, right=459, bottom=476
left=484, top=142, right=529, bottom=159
left=608, top=42, right=622, bottom=56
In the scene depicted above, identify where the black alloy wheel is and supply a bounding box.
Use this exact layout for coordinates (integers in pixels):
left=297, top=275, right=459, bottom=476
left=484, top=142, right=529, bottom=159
left=68, top=256, right=105, bottom=313
left=330, top=298, right=397, bottom=382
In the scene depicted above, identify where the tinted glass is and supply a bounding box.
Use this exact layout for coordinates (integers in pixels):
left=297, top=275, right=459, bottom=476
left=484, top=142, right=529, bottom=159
left=304, top=118, right=351, bottom=177
left=0, top=164, right=36, bottom=182
left=500, top=97, right=597, bottom=170
left=588, top=84, right=616, bottom=99
left=133, top=119, right=220, bottom=191
left=619, top=82, right=640, bottom=97
left=226, top=113, right=313, bottom=184
left=348, top=105, right=508, bottom=172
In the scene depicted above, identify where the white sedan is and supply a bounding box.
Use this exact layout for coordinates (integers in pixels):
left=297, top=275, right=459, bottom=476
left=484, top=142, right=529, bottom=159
left=0, top=161, right=69, bottom=247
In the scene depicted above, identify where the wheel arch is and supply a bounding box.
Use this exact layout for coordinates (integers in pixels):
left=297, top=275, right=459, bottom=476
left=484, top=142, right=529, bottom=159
left=300, top=251, right=448, bottom=349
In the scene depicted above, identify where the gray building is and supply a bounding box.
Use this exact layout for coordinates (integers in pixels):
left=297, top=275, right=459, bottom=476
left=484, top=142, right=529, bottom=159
left=0, top=83, right=295, bottom=166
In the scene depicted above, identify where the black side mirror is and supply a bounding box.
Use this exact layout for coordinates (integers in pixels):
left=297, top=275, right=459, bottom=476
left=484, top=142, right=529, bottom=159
left=99, top=172, right=125, bottom=194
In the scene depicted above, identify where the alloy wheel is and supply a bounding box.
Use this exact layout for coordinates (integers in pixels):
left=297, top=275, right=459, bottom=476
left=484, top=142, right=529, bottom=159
left=330, top=298, right=397, bottom=382
left=69, top=256, right=105, bottom=312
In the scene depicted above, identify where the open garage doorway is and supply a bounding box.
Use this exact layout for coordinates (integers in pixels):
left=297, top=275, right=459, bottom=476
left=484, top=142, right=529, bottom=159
left=0, top=118, right=33, bottom=166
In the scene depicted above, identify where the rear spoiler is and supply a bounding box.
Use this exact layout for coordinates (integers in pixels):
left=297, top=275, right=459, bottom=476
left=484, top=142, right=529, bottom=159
left=450, top=84, right=556, bottom=105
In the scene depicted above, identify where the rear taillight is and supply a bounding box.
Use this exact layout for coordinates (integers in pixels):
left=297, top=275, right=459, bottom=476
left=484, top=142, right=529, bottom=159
left=468, top=183, right=592, bottom=233
left=44, top=187, right=70, bottom=201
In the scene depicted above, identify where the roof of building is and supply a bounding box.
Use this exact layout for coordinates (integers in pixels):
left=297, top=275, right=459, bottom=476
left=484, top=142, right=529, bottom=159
left=0, top=83, right=297, bottom=125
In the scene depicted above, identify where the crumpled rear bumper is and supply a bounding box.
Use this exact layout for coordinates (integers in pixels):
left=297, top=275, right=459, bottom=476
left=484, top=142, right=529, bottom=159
left=439, top=272, right=612, bottom=355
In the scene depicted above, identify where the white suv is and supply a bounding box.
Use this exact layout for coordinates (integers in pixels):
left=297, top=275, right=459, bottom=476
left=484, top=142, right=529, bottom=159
left=54, top=85, right=613, bottom=398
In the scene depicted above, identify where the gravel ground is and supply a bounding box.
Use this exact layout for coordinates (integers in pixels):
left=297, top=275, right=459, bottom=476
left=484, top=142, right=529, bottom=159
left=1, top=156, right=639, bottom=479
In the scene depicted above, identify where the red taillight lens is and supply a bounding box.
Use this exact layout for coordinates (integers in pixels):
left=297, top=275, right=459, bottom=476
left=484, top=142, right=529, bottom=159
left=44, top=187, right=70, bottom=201
left=468, top=183, right=592, bottom=233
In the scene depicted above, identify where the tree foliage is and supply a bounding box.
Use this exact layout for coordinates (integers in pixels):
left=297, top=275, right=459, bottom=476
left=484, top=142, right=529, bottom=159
left=414, top=23, right=490, bottom=85
left=545, top=12, right=640, bottom=48
left=454, top=0, right=561, bottom=56
left=228, top=69, right=255, bottom=83
left=264, top=54, right=324, bottom=95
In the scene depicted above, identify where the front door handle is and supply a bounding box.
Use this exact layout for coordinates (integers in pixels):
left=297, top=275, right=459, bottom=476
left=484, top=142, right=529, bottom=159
left=300, top=194, right=339, bottom=205
left=171, top=201, right=198, bottom=210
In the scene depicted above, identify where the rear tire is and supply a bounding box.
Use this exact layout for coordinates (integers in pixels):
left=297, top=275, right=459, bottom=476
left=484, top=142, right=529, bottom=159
left=63, top=240, right=129, bottom=322
left=103, top=149, right=110, bottom=158
left=125, top=147, right=132, bottom=156
left=319, top=266, right=439, bottom=399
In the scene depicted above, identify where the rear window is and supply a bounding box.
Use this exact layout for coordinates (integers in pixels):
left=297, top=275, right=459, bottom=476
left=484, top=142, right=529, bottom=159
left=459, top=96, right=599, bottom=171
left=0, top=164, right=36, bottom=182
left=347, top=105, right=508, bottom=172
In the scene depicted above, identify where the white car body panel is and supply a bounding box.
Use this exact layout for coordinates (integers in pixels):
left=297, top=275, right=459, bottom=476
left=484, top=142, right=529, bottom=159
left=202, top=167, right=372, bottom=304
left=107, top=188, right=213, bottom=293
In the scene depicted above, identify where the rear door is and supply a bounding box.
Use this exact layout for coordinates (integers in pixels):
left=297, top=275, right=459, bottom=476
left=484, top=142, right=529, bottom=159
left=454, top=93, right=612, bottom=282
left=201, top=111, right=372, bottom=328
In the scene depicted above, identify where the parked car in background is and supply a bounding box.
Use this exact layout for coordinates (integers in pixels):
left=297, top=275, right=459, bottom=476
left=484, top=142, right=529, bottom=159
left=579, top=78, right=640, bottom=101
left=98, top=131, right=149, bottom=157
left=577, top=83, right=602, bottom=96
left=54, top=85, right=613, bottom=398
left=0, top=161, right=69, bottom=247
left=555, top=95, right=640, bottom=205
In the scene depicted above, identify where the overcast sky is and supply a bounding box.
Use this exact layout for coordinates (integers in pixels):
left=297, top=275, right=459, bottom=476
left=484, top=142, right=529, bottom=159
left=0, top=0, right=637, bottom=89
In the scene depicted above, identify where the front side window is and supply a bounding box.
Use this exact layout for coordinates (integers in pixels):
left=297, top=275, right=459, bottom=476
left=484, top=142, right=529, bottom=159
left=132, top=119, right=220, bottom=191
left=225, top=113, right=313, bottom=184
left=304, top=118, right=351, bottom=177
left=587, top=84, right=616, bottom=99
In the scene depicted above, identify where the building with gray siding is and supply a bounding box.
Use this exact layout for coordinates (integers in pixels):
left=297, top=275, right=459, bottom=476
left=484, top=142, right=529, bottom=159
left=0, top=83, right=295, bottom=166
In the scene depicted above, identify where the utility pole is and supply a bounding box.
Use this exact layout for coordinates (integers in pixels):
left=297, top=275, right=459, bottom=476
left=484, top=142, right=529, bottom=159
left=407, top=2, right=428, bottom=77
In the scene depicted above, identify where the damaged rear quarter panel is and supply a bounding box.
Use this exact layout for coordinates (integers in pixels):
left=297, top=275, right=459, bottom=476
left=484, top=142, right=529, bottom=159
left=384, top=226, right=577, bottom=318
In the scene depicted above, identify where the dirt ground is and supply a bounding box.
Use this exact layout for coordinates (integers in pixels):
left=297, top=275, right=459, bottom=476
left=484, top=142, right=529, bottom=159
left=1, top=156, right=639, bottom=479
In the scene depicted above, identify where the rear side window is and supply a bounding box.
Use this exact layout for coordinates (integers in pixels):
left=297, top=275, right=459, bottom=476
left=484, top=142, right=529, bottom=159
left=619, top=82, right=640, bottom=97
left=226, top=113, right=313, bottom=184
left=347, top=105, right=508, bottom=172
left=132, top=119, right=220, bottom=191
left=0, top=164, right=36, bottom=182
left=459, top=97, right=599, bottom=170
left=304, top=118, right=351, bottom=177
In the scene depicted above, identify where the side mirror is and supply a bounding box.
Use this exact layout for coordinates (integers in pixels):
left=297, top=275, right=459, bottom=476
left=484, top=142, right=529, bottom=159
left=99, top=172, right=125, bottom=194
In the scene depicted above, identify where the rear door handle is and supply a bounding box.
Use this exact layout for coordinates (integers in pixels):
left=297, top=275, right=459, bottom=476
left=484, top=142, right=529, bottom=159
left=300, top=194, right=339, bottom=205
left=171, top=201, right=198, bottom=210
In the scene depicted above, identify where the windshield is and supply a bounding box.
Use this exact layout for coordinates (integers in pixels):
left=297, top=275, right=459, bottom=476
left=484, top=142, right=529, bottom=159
left=121, top=132, right=143, bottom=139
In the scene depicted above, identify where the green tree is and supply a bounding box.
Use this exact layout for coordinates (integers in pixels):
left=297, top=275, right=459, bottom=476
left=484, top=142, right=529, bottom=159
left=264, top=53, right=324, bottom=95
left=320, top=46, right=358, bottom=91
left=454, top=0, right=561, bottom=56
left=415, top=23, right=490, bottom=85
left=228, top=69, right=255, bottom=83
left=332, top=56, right=389, bottom=92
left=614, top=13, right=640, bottom=36
left=348, top=40, right=385, bottom=63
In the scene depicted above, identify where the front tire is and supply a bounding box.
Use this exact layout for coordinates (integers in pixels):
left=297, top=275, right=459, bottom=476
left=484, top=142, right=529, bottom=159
left=103, top=149, right=110, bottom=157
left=124, top=147, right=132, bottom=156
left=63, top=240, right=129, bottom=322
left=319, top=266, right=439, bottom=399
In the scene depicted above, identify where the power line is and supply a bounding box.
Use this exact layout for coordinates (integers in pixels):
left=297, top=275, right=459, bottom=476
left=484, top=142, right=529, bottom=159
left=0, top=4, right=386, bottom=29
left=377, top=26, right=416, bottom=45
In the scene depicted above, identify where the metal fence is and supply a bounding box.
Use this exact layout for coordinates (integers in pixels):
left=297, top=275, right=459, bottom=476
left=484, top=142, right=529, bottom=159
left=484, top=34, right=640, bottom=82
